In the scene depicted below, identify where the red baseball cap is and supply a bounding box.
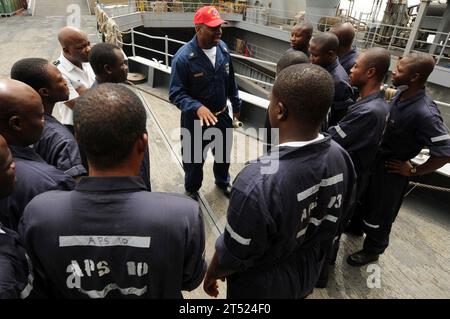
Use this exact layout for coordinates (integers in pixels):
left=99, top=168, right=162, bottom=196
left=194, top=6, right=226, bottom=27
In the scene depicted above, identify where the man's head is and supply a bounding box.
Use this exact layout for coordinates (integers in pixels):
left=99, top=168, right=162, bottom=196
left=89, top=43, right=128, bottom=83
left=392, top=52, right=435, bottom=88
left=0, top=134, right=16, bottom=198
left=308, top=32, right=339, bottom=67
left=330, top=22, right=355, bottom=50
left=73, top=84, right=147, bottom=171
left=58, top=26, right=91, bottom=64
left=194, top=6, right=225, bottom=49
left=0, top=79, right=45, bottom=147
left=276, top=50, right=309, bottom=75
left=11, top=58, right=70, bottom=106
left=290, top=22, right=313, bottom=52
left=269, top=64, right=334, bottom=132
left=349, top=47, right=391, bottom=88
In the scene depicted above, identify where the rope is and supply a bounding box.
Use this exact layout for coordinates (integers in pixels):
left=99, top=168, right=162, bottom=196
left=125, top=81, right=171, bottom=103
left=95, top=5, right=123, bottom=47
left=408, top=182, right=450, bottom=193
left=120, top=29, right=132, bottom=35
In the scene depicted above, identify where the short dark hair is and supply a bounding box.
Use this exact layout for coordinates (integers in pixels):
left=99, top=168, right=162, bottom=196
left=74, top=83, right=147, bottom=169
left=363, top=47, right=391, bottom=82
left=273, top=64, right=334, bottom=128
left=403, top=52, right=435, bottom=83
left=89, top=43, right=122, bottom=75
left=331, top=22, right=355, bottom=48
left=10, top=58, right=51, bottom=91
left=293, top=22, right=313, bottom=36
left=310, top=32, right=339, bottom=54
left=276, top=51, right=309, bottom=74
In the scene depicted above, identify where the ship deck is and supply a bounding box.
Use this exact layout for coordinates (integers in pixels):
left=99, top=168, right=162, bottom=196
left=0, top=3, right=449, bottom=299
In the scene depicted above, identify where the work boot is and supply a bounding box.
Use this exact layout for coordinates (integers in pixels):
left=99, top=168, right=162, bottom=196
left=315, top=263, right=330, bottom=288
left=344, top=224, right=364, bottom=237
left=185, top=191, right=199, bottom=201
left=346, top=249, right=379, bottom=267
left=216, top=183, right=232, bottom=198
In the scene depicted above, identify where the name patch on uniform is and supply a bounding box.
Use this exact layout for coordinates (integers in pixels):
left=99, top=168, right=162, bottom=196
left=194, top=72, right=204, bottom=78
left=59, top=236, right=151, bottom=248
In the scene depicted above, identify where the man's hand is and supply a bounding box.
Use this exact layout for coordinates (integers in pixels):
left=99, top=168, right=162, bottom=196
left=75, top=86, right=89, bottom=96
left=64, top=99, right=76, bottom=110
left=233, top=112, right=240, bottom=120
left=197, top=106, right=218, bottom=127
left=203, top=273, right=225, bottom=298
left=385, top=160, right=413, bottom=176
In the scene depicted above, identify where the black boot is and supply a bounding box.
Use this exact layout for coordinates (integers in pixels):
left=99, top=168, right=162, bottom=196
left=344, top=223, right=364, bottom=237
left=216, top=183, right=232, bottom=198
left=185, top=191, right=199, bottom=201
left=315, top=263, right=329, bottom=288
left=346, top=249, right=379, bottom=267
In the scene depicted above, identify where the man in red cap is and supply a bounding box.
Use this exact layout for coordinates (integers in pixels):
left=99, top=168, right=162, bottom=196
left=169, top=6, right=242, bottom=200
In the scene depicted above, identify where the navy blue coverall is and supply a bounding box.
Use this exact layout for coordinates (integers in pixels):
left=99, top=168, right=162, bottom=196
left=215, top=136, right=356, bottom=298
left=20, top=177, right=206, bottom=298
left=339, top=47, right=358, bottom=75
left=358, top=90, right=450, bottom=254
left=0, top=146, right=75, bottom=231
left=325, top=58, right=354, bottom=128
left=34, top=114, right=87, bottom=178
left=0, top=224, right=32, bottom=299
left=328, top=91, right=390, bottom=261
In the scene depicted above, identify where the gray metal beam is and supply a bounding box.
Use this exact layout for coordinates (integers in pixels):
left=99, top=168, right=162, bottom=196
left=429, top=3, right=450, bottom=55
left=405, top=0, right=431, bottom=54
left=234, top=21, right=290, bottom=42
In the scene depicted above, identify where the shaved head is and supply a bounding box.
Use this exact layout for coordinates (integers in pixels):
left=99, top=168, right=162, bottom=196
left=310, top=32, right=339, bottom=54
left=290, top=22, right=314, bottom=51
left=402, top=52, right=435, bottom=83
left=349, top=47, right=390, bottom=88
left=276, top=50, right=309, bottom=74
left=58, top=26, right=87, bottom=48
left=0, top=79, right=41, bottom=119
left=58, top=26, right=91, bottom=64
left=361, top=47, right=391, bottom=81
left=331, top=22, right=355, bottom=48
left=308, top=32, right=339, bottom=67
left=0, top=79, right=44, bottom=146
left=293, top=22, right=313, bottom=36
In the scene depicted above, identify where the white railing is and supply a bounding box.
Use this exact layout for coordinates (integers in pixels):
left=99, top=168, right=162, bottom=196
left=227, top=36, right=283, bottom=63
left=120, top=28, right=276, bottom=88
left=355, top=22, right=450, bottom=65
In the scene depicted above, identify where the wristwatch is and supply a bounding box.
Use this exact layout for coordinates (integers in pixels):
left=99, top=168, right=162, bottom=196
left=410, top=166, right=417, bottom=176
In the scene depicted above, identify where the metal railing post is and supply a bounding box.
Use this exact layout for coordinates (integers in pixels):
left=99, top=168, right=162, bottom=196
left=388, top=26, right=397, bottom=51
left=131, top=28, right=136, bottom=57
left=371, top=27, right=377, bottom=47
left=436, top=32, right=449, bottom=65
left=165, top=35, right=169, bottom=67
